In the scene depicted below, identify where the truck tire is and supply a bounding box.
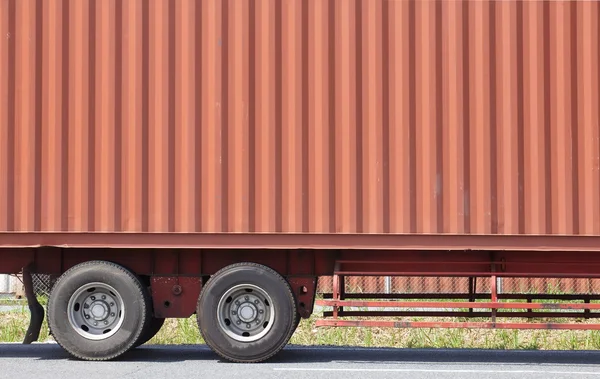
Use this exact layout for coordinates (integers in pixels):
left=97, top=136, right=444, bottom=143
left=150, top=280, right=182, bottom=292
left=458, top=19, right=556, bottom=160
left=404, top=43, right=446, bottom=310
left=292, top=313, right=301, bottom=334
left=196, top=262, right=297, bottom=363
left=47, top=260, right=152, bottom=361
left=134, top=317, right=165, bottom=347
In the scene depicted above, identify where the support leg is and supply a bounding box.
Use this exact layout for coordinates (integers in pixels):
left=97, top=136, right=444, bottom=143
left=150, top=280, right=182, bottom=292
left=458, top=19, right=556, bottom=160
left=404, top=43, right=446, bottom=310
left=585, top=299, right=591, bottom=319
left=468, top=277, right=476, bottom=314
left=22, top=267, right=45, bottom=344
left=332, top=273, right=340, bottom=319
left=491, top=275, right=498, bottom=324
left=338, top=275, right=345, bottom=314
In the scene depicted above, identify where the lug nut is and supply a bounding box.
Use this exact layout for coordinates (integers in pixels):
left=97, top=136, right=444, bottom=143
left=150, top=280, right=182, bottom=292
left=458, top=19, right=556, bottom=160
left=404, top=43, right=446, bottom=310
left=237, top=320, right=242, bottom=325
left=246, top=324, right=251, bottom=329
left=235, top=301, right=240, bottom=306
left=85, top=314, right=90, bottom=319
left=232, top=311, right=237, bottom=315
left=94, top=322, right=98, bottom=326
left=254, top=300, right=259, bottom=304
left=102, top=295, right=106, bottom=300
left=104, top=321, right=108, bottom=325
left=110, top=302, right=115, bottom=306
left=259, top=310, right=264, bottom=314
left=244, top=296, right=249, bottom=301
left=110, top=313, right=115, bottom=317
left=91, top=296, right=96, bottom=301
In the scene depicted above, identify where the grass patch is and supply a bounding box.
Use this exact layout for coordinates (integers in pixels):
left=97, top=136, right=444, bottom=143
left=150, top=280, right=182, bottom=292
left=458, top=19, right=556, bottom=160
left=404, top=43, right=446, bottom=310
left=288, top=316, right=600, bottom=351
left=0, top=301, right=27, bottom=307
left=0, top=306, right=52, bottom=343
left=3, top=300, right=600, bottom=351
left=149, top=317, right=204, bottom=345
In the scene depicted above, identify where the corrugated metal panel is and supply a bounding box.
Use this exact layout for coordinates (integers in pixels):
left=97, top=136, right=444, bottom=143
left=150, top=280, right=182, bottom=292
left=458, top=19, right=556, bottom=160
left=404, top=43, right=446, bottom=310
left=1, top=0, right=599, bottom=236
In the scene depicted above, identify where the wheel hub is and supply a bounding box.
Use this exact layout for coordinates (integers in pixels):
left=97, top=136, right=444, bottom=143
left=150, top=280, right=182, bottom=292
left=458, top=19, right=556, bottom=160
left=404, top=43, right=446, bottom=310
left=67, top=283, right=125, bottom=341
left=217, top=284, right=276, bottom=342
left=89, top=301, right=108, bottom=319
left=238, top=303, right=257, bottom=322
left=229, top=293, right=266, bottom=330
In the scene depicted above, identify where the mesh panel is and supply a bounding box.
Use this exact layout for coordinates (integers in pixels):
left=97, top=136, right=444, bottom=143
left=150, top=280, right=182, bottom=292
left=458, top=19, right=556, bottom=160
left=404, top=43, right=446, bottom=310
left=317, top=276, right=600, bottom=295
left=31, top=273, right=56, bottom=297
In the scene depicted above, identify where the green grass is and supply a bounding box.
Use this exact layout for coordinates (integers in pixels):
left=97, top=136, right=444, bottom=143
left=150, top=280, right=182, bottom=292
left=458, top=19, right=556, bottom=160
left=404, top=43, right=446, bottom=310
left=0, top=299, right=26, bottom=306
left=289, top=317, right=600, bottom=351
left=149, top=317, right=204, bottom=345
left=0, top=306, right=52, bottom=343
left=3, top=296, right=600, bottom=351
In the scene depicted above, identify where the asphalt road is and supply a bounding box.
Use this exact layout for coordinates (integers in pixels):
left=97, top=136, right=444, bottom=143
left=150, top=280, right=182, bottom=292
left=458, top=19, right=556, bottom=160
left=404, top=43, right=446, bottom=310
left=1, top=344, right=600, bottom=379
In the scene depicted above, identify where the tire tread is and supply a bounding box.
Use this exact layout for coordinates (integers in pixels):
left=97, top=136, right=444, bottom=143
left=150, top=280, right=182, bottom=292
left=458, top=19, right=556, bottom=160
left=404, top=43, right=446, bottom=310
left=48, top=260, right=151, bottom=361
left=197, top=262, right=297, bottom=363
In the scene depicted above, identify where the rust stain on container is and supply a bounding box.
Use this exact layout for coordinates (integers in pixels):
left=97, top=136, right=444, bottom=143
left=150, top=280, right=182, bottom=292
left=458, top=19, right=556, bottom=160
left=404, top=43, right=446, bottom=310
left=1, top=0, right=600, bottom=238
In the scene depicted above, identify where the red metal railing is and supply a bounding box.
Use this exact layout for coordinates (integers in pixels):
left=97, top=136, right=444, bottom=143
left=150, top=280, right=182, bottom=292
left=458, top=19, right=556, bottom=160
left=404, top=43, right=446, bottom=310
left=315, top=260, right=600, bottom=331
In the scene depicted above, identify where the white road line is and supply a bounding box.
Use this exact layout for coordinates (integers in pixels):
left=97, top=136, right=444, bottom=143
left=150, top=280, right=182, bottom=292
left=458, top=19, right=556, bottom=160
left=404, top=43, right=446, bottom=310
left=273, top=368, right=599, bottom=375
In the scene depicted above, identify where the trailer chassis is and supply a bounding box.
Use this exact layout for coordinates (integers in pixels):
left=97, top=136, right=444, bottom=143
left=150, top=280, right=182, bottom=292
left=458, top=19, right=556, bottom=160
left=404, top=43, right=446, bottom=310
left=3, top=238, right=600, bottom=356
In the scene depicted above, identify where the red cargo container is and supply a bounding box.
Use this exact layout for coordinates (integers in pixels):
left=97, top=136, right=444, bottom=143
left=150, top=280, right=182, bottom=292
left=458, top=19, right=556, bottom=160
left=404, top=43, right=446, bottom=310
left=1, top=0, right=600, bottom=364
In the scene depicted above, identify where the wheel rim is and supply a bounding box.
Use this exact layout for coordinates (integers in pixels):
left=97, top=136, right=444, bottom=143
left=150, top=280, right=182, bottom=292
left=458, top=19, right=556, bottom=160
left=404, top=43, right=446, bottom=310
left=217, top=284, right=276, bottom=342
left=67, top=282, right=125, bottom=341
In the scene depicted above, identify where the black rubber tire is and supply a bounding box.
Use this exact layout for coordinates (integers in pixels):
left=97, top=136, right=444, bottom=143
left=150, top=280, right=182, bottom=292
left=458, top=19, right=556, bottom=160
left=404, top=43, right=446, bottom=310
left=134, top=317, right=165, bottom=347
left=292, top=313, right=301, bottom=334
left=197, top=263, right=297, bottom=363
left=47, top=261, right=152, bottom=361
left=283, top=312, right=301, bottom=345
